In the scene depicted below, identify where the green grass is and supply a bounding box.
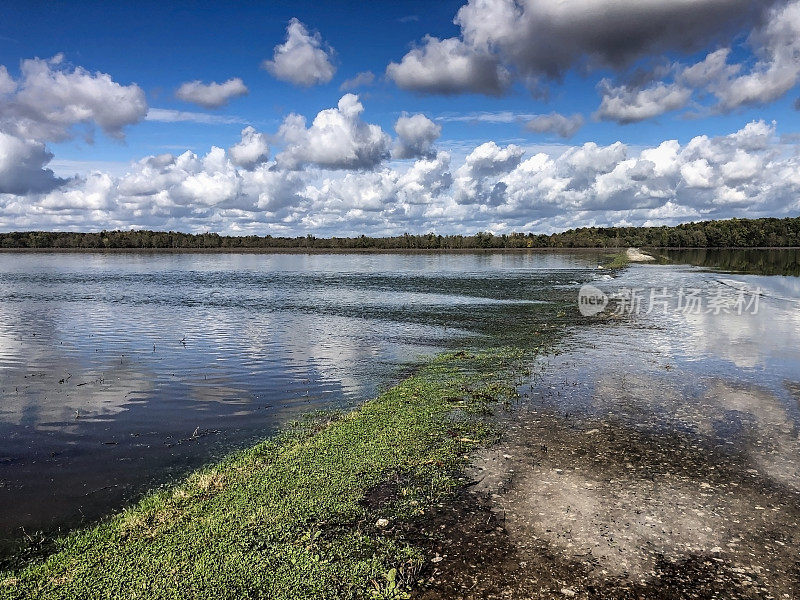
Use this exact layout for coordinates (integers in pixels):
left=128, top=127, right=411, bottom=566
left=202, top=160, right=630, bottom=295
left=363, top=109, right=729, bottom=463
left=601, top=251, right=631, bottom=270
left=0, top=348, right=535, bottom=600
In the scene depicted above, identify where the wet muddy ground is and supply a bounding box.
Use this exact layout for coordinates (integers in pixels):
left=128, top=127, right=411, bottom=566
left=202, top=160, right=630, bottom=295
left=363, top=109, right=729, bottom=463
left=409, top=321, right=800, bottom=598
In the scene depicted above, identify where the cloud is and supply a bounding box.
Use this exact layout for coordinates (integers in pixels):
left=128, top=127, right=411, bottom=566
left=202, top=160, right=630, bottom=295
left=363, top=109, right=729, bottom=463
left=392, top=113, right=441, bottom=159
left=145, top=108, right=248, bottom=125
left=454, top=0, right=775, bottom=78
left=0, top=55, right=144, bottom=199
left=679, top=49, right=739, bottom=89
left=494, top=120, right=795, bottom=220
left=35, top=171, right=114, bottom=212
left=228, top=126, right=270, bottom=169
left=525, top=112, right=584, bottom=138
left=382, top=0, right=800, bottom=132
left=0, top=131, right=64, bottom=194
left=692, top=0, right=800, bottom=110
left=175, top=78, right=248, bottom=109
left=597, top=1, right=800, bottom=120
left=462, top=141, right=525, bottom=177
left=2, top=80, right=798, bottom=236
left=339, top=71, right=375, bottom=91
left=386, top=0, right=775, bottom=98
left=85, top=143, right=451, bottom=231
left=0, top=66, right=16, bottom=95
left=114, top=148, right=245, bottom=212
left=396, top=152, right=453, bottom=204
left=262, top=18, right=336, bottom=87
left=454, top=141, right=524, bottom=204
left=0, top=54, right=147, bottom=141
left=275, top=94, right=391, bottom=170
left=307, top=170, right=397, bottom=212
left=386, top=36, right=510, bottom=96
left=594, top=79, right=692, bottom=124
left=301, top=153, right=455, bottom=225
left=117, top=148, right=304, bottom=218
left=436, top=110, right=535, bottom=123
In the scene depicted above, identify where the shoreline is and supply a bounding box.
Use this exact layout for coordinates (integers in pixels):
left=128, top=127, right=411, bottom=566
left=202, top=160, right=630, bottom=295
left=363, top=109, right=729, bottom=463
left=0, top=246, right=798, bottom=255
left=0, top=247, right=613, bottom=254
left=0, top=347, right=537, bottom=599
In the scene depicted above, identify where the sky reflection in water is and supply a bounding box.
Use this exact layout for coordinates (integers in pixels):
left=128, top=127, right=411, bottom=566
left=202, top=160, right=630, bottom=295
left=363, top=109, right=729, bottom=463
left=0, top=251, right=596, bottom=539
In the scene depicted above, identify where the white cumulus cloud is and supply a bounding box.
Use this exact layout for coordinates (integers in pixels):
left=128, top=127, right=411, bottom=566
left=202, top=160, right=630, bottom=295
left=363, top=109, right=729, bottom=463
left=392, top=113, right=442, bottom=159
left=0, top=54, right=147, bottom=142
left=593, top=1, right=800, bottom=121
left=2, top=79, right=799, bottom=238
left=696, top=0, right=800, bottom=110
left=525, top=112, right=584, bottom=138
left=595, top=80, right=692, bottom=124
left=275, top=94, right=391, bottom=170
left=0, top=55, right=145, bottom=199
left=454, top=141, right=524, bottom=205
left=175, top=78, right=248, bottom=109
left=262, top=19, right=336, bottom=87
left=0, top=131, right=63, bottom=194
left=229, top=126, right=270, bottom=170
left=0, top=66, right=16, bottom=95
left=386, top=36, right=509, bottom=96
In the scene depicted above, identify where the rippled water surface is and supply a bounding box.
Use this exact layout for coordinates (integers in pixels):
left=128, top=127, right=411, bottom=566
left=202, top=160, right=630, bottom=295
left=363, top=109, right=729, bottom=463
left=0, top=251, right=598, bottom=542
left=3, top=249, right=800, bottom=570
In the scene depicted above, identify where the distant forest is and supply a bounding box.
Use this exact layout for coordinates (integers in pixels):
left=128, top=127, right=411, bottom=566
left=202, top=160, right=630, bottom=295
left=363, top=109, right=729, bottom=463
left=1, top=216, right=799, bottom=250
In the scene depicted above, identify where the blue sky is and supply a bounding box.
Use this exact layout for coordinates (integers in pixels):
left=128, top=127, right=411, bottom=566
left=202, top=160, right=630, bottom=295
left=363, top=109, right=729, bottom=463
left=1, top=0, right=799, bottom=235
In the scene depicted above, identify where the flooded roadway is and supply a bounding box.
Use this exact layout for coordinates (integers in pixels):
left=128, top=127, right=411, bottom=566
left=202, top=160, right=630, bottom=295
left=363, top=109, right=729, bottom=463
left=463, top=259, right=800, bottom=598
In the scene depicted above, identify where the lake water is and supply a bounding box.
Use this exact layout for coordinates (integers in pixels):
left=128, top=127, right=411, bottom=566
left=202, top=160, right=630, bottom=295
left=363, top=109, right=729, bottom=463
left=2, top=249, right=799, bottom=581
left=0, top=251, right=598, bottom=547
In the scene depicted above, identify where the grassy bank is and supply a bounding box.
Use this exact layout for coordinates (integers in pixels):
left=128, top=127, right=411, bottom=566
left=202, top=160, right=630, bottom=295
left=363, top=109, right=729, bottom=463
left=601, top=251, right=630, bottom=269
left=0, top=348, right=535, bottom=600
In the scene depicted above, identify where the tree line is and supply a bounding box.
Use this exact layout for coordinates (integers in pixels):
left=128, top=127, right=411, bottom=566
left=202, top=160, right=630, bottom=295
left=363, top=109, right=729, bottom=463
left=1, top=216, right=799, bottom=250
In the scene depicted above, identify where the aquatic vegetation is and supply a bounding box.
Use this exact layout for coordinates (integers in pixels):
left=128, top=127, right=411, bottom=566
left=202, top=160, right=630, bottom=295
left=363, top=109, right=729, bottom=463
left=601, top=252, right=630, bottom=270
